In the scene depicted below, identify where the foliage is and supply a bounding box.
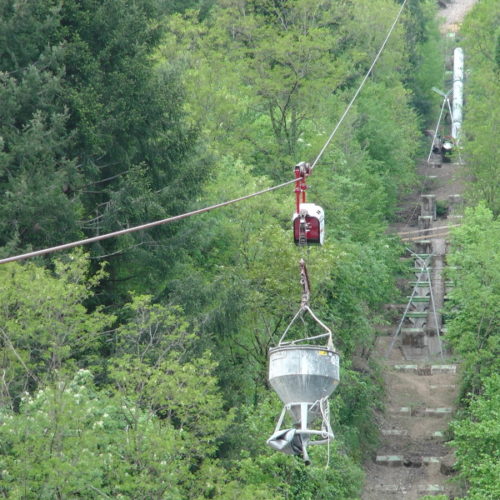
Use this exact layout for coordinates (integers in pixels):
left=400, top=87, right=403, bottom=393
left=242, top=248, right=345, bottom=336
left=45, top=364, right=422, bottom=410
left=0, top=262, right=236, bottom=498
left=353, top=81, right=419, bottom=211
left=0, top=251, right=112, bottom=406
left=0, top=0, right=206, bottom=298
left=161, top=0, right=423, bottom=182
left=450, top=374, right=500, bottom=500
left=445, top=205, right=500, bottom=498
left=0, top=0, right=448, bottom=497
left=401, top=0, right=442, bottom=120
left=460, top=0, right=500, bottom=214
left=0, top=369, right=203, bottom=499
left=109, top=294, right=234, bottom=458
left=445, top=204, right=500, bottom=397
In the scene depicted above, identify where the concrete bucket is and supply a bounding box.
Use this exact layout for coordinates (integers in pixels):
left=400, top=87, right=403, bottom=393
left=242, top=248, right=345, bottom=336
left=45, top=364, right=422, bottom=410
left=267, top=260, right=340, bottom=464
left=267, top=344, right=340, bottom=464
left=269, top=345, right=339, bottom=424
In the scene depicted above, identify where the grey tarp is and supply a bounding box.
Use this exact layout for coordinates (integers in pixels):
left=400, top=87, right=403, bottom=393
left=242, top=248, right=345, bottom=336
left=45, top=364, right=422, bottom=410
left=267, top=428, right=305, bottom=456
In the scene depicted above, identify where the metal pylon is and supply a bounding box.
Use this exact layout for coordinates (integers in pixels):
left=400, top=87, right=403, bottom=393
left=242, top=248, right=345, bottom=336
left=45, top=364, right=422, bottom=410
left=385, top=249, right=444, bottom=360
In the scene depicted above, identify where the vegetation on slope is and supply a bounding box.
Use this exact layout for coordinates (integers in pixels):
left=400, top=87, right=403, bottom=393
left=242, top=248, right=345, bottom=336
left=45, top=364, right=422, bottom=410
left=445, top=205, right=500, bottom=499
left=459, top=0, right=500, bottom=214
left=0, top=0, right=451, bottom=497
left=444, top=1, right=500, bottom=497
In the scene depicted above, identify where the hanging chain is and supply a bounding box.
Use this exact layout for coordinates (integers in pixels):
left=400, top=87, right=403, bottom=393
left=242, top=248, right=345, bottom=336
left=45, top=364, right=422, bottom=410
left=300, top=258, right=311, bottom=308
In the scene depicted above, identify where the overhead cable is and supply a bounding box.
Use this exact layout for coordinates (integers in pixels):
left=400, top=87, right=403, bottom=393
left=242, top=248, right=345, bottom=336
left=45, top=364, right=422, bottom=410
left=0, top=178, right=297, bottom=265
left=0, top=0, right=410, bottom=265
left=396, top=224, right=461, bottom=236
left=401, top=232, right=452, bottom=242
left=310, top=0, right=408, bottom=170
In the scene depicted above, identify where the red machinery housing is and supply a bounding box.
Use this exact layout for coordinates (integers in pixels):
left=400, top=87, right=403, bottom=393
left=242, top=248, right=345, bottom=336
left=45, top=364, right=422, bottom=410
left=293, top=163, right=325, bottom=245
left=293, top=204, right=325, bottom=245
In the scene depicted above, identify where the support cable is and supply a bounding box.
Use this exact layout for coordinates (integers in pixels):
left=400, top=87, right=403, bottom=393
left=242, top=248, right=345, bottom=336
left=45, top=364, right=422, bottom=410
left=0, top=178, right=297, bottom=265
left=401, top=232, right=453, bottom=242
left=310, top=0, right=408, bottom=170
left=1, top=0, right=410, bottom=265
left=396, top=224, right=461, bottom=236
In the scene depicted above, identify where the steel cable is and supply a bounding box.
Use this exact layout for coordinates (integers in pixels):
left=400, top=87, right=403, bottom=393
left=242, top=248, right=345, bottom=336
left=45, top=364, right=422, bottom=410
left=1, top=0, right=409, bottom=265
left=310, top=0, right=409, bottom=170
left=0, top=178, right=297, bottom=264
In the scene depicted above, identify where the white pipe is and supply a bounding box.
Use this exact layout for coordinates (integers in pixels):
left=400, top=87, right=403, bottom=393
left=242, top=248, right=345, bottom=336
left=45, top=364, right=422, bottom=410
left=452, top=47, right=464, bottom=141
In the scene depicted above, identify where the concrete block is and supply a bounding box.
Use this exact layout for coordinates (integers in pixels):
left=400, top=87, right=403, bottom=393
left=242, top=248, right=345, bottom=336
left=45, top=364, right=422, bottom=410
left=430, top=364, right=457, bottom=374
left=417, top=484, right=445, bottom=494
left=431, top=431, right=445, bottom=440
left=402, top=328, right=426, bottom=347
left=429, top=384, right=456, bottom=393
left=421, top=194, right=437, bottom=220
left=374, top=484, right=401, bottom=493
left=425, top=407, right=453, bottom=417
left=381, top=429, right=409, bottom=437
left=448, top=194, right=464, bottom=215
left=390, top=407, right=411, bottom=416
left=416, top=239, right=433, bottom=254
left=393, top=364, right=419, bottom=373
left=375, top=455, right=404, bottom=466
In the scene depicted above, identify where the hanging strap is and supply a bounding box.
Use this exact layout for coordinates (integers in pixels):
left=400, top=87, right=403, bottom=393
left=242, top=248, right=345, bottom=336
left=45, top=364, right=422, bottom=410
left=278, top=260, right=334, bottom=349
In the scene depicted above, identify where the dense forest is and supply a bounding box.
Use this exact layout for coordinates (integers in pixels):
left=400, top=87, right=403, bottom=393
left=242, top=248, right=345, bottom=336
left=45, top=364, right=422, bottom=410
left=441, top=1, right=500, bottom=498
left=0, top=0, right=497, bottom=498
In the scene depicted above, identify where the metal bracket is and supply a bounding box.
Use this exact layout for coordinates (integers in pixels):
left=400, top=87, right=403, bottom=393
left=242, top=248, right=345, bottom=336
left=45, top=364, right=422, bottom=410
left=294, top=162, right=310, bottom=213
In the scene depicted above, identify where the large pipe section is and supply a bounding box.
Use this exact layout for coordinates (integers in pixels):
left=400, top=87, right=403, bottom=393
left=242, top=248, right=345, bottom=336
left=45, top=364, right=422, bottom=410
left=452, top=47, right=464, bottom=141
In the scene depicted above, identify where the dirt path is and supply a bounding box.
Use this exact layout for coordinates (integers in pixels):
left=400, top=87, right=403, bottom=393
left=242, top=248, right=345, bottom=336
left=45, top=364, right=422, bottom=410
left=439, top=0, right=480, bottom=33
left=361, top=2, right=478, bottom=498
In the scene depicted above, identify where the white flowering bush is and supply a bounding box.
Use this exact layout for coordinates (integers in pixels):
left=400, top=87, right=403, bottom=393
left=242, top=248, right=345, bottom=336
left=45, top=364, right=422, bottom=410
left=0, top=370, right=189, bottom=498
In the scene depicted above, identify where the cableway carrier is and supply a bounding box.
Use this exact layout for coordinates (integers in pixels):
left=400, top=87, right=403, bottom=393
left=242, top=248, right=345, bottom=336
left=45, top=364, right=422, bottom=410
left=267, top=259, right=340, bottom=465
left=293, top=162, right=324, bottom=245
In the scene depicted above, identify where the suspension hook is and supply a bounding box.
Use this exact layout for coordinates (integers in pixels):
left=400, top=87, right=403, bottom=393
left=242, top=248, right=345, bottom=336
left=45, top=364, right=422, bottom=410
left=300, top=258, right=311, bottom=309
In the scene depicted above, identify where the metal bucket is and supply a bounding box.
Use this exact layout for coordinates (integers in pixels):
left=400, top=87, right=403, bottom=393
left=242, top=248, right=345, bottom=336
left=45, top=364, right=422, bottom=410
left=269, top=345, right=340, bottom=407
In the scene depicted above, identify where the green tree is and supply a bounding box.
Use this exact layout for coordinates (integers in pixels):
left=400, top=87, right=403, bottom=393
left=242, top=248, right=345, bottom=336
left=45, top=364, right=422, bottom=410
left=450, top=374, right=500, bottom=500
left=0, top=283, right=236, bottom=498
left=0, top=0, right=207, bottom=298
left=400, top=0, right=442, bottom=120
left=109, top=294, right=234, bottom=459
left=445, top=205, right=500, bottom=397
left=162, top=0, right=417, bottom=180
left=460, top=0, right=500, bottom=214
left=445, top=203, right=499, bottom=498
left=0, top=370, right=191, bottom=498
left=0, top=252, right=112, bottom=407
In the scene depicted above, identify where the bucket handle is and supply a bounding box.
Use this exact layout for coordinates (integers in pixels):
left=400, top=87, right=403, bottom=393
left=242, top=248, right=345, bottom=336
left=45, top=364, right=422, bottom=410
left=278, top=305, right=334, bottom=350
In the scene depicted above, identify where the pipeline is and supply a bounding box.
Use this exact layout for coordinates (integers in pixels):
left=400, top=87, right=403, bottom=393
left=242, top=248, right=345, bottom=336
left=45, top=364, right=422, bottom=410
left=452, top=47, right=464, bottom=142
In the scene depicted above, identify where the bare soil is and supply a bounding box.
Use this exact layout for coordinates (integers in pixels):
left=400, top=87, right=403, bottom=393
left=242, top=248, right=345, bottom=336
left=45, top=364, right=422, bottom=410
left=361, top=2, right=479, bottom=497
left=439, top=0, right=480, bottom=33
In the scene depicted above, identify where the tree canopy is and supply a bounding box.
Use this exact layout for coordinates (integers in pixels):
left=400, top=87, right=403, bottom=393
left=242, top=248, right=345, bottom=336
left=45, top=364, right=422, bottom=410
left=5, top=0, right=498, bottom=498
